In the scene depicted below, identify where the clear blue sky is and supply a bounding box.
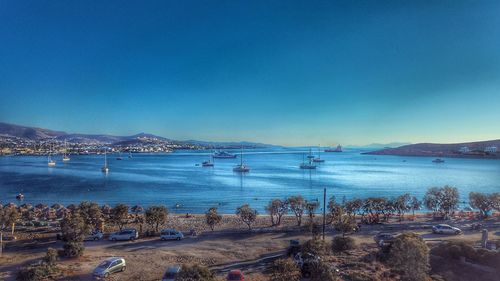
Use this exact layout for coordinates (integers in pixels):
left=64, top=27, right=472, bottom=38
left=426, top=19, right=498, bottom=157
left=1, top=0, right=499, bottom=146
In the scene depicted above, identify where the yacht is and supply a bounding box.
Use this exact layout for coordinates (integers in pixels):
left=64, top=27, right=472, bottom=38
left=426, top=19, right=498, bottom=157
left=101, top=151, right=109, bottom=173
left=312, top=145, right=325, bottom=163
left=62, top=140, right=70, bottom=161
left=16, top=193, right=24, bottom=200
left=128, top=152, right=133, bottom=159
left=300, top=153, right=316, bottom=169
left=233, top=148, right=250, bottom=172
left=213, top=151, right=237, bottom=159
left=432, top=158, right=445, bottom=163
left=116, top=150, right=123, bottom=160
left=325, top=145, right=342, bottom=152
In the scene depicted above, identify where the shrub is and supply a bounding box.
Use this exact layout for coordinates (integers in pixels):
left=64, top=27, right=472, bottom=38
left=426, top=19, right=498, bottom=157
left=301, top=238, right=330, bottom=257
left=176, top=264, right=216, bottom=281
left=16, top=264, right=53, bottom=281
left=44, top=247, right=58, bottom=266
left=309, top=260, right=338, bottom=281
left=236, top=204, right=258, bottom=230
left=269, top=258, right=302, bottom=281
left=344, top=271, right=372, bottom=281
left=63, top=241, right=85, bottom=258
left=205, top=207, right=222, bottom=231
left=388, top=232, right=429, bottom=281
left=332, top=236, right=356, bottom=252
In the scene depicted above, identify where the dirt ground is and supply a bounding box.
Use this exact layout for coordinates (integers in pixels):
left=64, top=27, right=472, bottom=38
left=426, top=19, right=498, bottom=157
left=1, top=214, right=499, bottom=281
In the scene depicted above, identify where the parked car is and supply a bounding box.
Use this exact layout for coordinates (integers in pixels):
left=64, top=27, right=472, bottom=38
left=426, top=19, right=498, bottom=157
left=432, top=224, right=462, bottom=235
left=93, top=257, right=126, bottom=278
left=160, top=229, right=184, bottom=241
left=109, top=229, right=138, bottom=241
left=227, top=269, right=245, bottom=281
left=374, top=232, right=400, bottom=246
left=85, top=230, right=104, bottom=241
left=162, top=265, right=181, bottom=281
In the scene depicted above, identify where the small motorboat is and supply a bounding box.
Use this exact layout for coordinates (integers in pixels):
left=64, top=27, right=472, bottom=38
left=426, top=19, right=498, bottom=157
left=432, top=158, right=445, bottom=163
left=202, top=160, right=214, bottom=167
left=16, top=193, right=25, bottom=200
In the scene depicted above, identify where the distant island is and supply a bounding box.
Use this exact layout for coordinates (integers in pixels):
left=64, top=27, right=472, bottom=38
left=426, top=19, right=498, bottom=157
left=0, top=122, right=277, bottom=155
left=364, top=140, right=499, bottom=159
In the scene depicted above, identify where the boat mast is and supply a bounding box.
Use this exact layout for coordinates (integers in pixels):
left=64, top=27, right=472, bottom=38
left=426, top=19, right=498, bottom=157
left=240, top=147, right=243, bottom=166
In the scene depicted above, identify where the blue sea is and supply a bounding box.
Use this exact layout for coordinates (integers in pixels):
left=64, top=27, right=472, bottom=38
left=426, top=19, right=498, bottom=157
left=1, top=148, right=499, bottom=213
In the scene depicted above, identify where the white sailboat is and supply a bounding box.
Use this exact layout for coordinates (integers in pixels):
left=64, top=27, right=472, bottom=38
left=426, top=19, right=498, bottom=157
left=116, top=150, right=123, bottom=160
left=312, top=145, right=325, bottom=163
left=101, top=151, right=109, bottom=173
left=48, top=144, right=56, bottom=166
left=233, top=147, right=250, bottom=172
left=62, top=140, right=70, bottom=161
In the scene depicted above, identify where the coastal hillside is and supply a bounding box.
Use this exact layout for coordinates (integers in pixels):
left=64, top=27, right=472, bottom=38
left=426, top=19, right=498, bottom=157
left=364, top=140, right=500, bottom=158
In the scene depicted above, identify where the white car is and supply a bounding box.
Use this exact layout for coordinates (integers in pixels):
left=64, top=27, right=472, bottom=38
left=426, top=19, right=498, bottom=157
left=85, top=231, right=104, bottom=241
left=432, top=224, right=462, bottom=235
left=109, top=229, right=138, bottom=241
left=160, top=229, right=184, bottom=241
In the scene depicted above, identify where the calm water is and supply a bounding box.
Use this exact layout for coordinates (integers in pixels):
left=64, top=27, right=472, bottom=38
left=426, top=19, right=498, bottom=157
left=1, top=148, right=499, bottom=213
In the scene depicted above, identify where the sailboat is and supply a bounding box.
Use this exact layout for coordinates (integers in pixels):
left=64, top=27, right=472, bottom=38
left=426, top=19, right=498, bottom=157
left=48, top=145, right=56, bottom=166
left=116, top=150, right=123, bottom=160
left=300, top=153, right=316, bottom=169
left=233, top=147, right=250, bottom=172
left=312, top=145, right=325, bottom=163
left=202, top=150, right=214, bottom=167
left=62, top=140, right=70, bottom=161
left=306, top=147, right=315, bottom=159
left=101, top=151, right=109, bottom=173
left=128, top=151, right=132, bottom=159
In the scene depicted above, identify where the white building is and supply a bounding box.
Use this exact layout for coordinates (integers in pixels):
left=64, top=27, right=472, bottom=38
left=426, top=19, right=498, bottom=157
left=459, top=146, right=470, bottom=153
left=485, top=146, right=497, bottom=153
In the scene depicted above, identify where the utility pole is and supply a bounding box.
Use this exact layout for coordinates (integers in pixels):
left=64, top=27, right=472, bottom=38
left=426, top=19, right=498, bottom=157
left=322, top=187, right=326, bottom=240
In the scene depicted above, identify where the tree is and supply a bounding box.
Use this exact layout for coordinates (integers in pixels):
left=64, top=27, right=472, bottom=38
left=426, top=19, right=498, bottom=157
left=0, top=205, right=19, bottom=256
left=288, top=196, right=306, bottom=226
left=469, top=192, right=493, bottom=218
left=393, top=194, right=411, bottom=221
left=410, top=196, right=421, bottom=217
left=424, top=186, right=459, bottom=219
left=60, top=211, right=89, bottom=258
left=109, top=204, right=129, bottom=230
left=78, top=201, right=102, bottom=230
left=389, top=232, right=429, bottom=281
left=205, top=207, right=222, bottom=231
left=305, top=200, right=319, bottom=222
left=327, top=197, right=343, bottom=225
left=236, top=204, right=257, bottom=230
left=266, top=199, right=287, bottom=226
left=269, top=258, right=302, bottom=281
left=361, top=197, right=387, bottom=224
left=176, top=264, right=216, bottom=281
left=344, top=198, right=362, bottom=219
left=334, top=215, right=357, bottom=237
left=492, top=193, right=500, bottom=212
left=145, top=205, right=168, bottom=232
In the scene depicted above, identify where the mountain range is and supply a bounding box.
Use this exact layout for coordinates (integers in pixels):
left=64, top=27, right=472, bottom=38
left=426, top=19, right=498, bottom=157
left=0, top=122, right=275, bottom=148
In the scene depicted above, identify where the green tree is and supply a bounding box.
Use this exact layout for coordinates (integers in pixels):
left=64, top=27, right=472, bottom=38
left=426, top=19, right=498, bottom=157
left=269, top=258, right=302, bottom=281
left=344, top=198, right=363, bottom=220
left=109, top=204, right=129, bottom=230
left=393, top=194, right=411, bottom=221
left=60, top=211, right=89, bottom=258
left=145, top=205, right=169, bottom=232
left=327, top=196, right=343, bottom=224
left=410, top=196, right=422, bottom=217
left=389, top=232, right=429, bottom=281
left=78, top=201, right=102, bottom=230
left=176, top=264, right=216, bottom=281
left=236, top=204, right=258, bottom=230
left=205, top=207, right=222, bottom=231
left=469, top=192, right=493, bottom=218
left=334, top=215, right=357, bottom=237
left=266, top=199, right=288, bottom=226
left=288, top=196, right=306, bottom=226
left=424, top=186, right=459, bottom=219
left=0, top=205, right=20, bottom=256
